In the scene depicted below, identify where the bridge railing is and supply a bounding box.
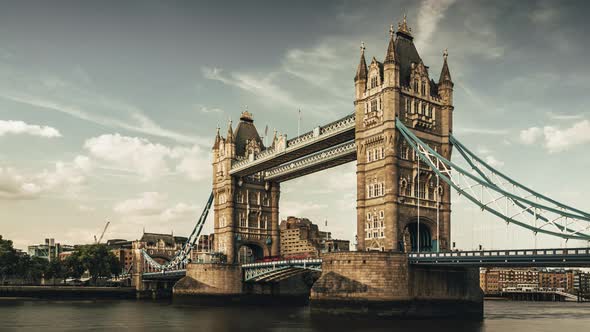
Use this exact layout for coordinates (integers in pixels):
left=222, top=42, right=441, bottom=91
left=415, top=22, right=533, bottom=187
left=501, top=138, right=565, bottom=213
left=408, top=248, right=590, bottom=259
left=242, top=258, right=323, bottom=268
left=230, top=113, right=355, bottom=175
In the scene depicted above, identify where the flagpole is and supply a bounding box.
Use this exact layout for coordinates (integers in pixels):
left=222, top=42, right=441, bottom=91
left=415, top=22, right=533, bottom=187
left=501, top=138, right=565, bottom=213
left=297, top=109, right=301, bottom=137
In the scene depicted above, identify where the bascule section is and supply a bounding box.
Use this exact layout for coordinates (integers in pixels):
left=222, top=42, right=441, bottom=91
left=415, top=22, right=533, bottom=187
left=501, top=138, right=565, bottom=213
left=354, top=17, right=453, bottom=253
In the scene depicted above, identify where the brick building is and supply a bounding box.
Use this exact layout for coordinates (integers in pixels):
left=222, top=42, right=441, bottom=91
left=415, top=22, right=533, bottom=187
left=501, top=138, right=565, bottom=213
left=539, top=269, right=574, bottom=292
left=279, top=216, right=349, bottom=259
left=479, top=268, right=539, bottom=294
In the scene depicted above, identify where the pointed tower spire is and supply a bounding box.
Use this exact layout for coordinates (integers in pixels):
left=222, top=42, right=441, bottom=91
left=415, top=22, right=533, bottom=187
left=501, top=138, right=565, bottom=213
left=397, top=14, right=413, bottom=39
left=226, top=118, right=234, bottom=143
left=354, top=41, right=368, bottom=82
left=384, top=24, right=397, bottom=64
left=212, top=126, right=221, bottom=149
left=439, top=49, right=453, bottom=84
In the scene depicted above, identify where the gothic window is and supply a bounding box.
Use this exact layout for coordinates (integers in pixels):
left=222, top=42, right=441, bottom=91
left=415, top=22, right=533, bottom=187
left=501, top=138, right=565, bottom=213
left=263, top=193, right=270, bottom=206
left=239, top=213, right=247, bottom=227
left=379, top=210, right=384, bottom=219
left=421, top=82, right=426, bottom=95
left=370, top=99, right=378, bottom=112
left=421, top=103, right=426, bottom=115
left=370, top=76, right=378, bottom=88
left=413, top=81, right=418, bottom=92
left=367, top=212, right=372, bottom=220
left=381, top=147, right=384, bottom=159
left=373, top=184, right=378, bottom=197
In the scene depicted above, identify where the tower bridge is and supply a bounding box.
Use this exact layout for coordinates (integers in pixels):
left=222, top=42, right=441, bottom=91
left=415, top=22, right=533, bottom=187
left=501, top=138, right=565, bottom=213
left=132, top=16, right=590, bottom=318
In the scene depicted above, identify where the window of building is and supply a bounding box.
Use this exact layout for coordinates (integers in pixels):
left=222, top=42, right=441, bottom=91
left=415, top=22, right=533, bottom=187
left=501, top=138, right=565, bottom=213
left=370, top=76, right=378, bottom=89
left=370, top=99, right=378, bottom=112
left=421, top=82, right=426, bottom=95
left=239, top=213, right=247, bottom=227
left=379, top=210, right=384, bottom=219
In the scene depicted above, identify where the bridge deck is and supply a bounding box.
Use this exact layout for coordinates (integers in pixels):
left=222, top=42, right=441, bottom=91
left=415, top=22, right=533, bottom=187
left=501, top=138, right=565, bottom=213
left=230, top=114, right=355, bottom=177
left=408, top=248, right=590, bottom=267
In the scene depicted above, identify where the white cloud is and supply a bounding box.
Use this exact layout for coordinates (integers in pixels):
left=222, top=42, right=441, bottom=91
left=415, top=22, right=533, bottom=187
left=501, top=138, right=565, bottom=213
left=520, top=120, right=590, bottom=153
left=172, top=144, right=211, bottom=181
left=546, top=112, right=584, bottom=121
left=0, top=155, right=92, bottom=200
left=114, top=192, right=199, bottom=223
left=197, top=105, right=223, bottom=114
left=202, top=67, right=299, bottom=109
left=415, top=0, right=457, bottom=52
left=484, top=155, right=504, bottom=168
left=0, top=120, right=61, bottom=138
left=84, top=133, right=210, bottom=181
left=543, top=120, right=590, bottom=153
left=455, top=127, right=508, bottom=136
left=84, top=134, right=173, bottom=180
left=160, top=203, right=199, bottom=221
left=0, top=90, right=201, bottom=144
left=79, top=205, right=96, bottom=212
left=114, top=192, right=168, bottom=216
left=520, top=127, right=542, bottom=144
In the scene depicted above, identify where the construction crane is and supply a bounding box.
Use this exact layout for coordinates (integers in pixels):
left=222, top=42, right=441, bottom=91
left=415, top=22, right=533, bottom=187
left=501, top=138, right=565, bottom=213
left=94, top=220, right=110, bottom=244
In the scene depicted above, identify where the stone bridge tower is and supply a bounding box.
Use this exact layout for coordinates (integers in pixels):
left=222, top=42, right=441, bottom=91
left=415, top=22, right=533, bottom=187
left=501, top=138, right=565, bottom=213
left=354, top=17, right=453, bottom=252
left=212, top=111, right=281, bottom=264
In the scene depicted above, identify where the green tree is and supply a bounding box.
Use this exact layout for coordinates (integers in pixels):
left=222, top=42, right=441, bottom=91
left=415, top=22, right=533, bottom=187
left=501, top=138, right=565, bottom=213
left=0, top=235, right=18, bottom=284
left=45, top=260, right=65, bottom=285
left=79, top=244, right=121, bottom=285
left=64, top=252, right=85, bottom=280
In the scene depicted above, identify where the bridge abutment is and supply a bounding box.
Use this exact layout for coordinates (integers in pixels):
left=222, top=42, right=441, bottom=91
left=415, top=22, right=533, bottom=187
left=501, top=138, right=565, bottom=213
left=174, top=263, right=243, bottom=297
left=310, top=251, right=483, bottom=319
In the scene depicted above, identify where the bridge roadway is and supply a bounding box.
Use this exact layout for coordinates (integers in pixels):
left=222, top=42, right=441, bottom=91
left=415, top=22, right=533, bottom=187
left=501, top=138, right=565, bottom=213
left=230, top=113, right=355, bottom=179
left=141, top=247, right=590, bottom=282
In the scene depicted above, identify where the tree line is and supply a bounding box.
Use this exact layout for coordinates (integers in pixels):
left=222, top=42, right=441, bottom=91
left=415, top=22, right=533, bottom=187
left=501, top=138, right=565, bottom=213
left=0, top=235, right=122, bottom=285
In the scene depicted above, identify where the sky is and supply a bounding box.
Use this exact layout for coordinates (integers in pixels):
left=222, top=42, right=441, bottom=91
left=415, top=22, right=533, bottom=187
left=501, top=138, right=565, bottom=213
left=1, top=0, right=589, bottom=251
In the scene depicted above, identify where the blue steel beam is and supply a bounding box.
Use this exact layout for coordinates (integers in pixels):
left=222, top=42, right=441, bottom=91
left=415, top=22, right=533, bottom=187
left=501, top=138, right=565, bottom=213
left=409, top=247, right=590, bottom=267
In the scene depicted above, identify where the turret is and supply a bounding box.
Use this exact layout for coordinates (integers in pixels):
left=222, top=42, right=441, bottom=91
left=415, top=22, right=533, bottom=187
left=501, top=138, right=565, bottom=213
left=212, top=126, right=221, bottom=151
left=438, top=49, right=453, bottom=105
left=383, top=24, right=399, bottom=87
left=354, top=42, right=368, bottom=99
left=225, top=119, right=235, bottom=158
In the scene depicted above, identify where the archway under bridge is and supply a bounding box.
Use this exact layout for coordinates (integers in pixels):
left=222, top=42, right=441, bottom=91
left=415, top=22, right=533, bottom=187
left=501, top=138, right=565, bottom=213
left=237, top=243, right=265, bottom=264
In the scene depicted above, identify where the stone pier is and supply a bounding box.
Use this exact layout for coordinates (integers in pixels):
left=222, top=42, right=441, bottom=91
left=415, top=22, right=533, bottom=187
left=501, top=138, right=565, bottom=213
left=310, top=251, right=483, bottom=319
left=173, top=263, right=316, bottom=304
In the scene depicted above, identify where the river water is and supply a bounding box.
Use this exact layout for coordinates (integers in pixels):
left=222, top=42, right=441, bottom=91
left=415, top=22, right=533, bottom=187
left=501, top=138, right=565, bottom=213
left=1, top=299, right=589, bottom=332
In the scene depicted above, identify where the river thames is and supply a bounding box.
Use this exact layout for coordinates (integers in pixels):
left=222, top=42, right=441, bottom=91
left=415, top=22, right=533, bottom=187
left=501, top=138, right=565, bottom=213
left=1, top=299, right=589, bottom=331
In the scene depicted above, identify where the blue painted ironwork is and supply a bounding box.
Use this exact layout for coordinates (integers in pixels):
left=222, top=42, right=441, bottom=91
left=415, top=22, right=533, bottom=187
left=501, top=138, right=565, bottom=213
left=396, top=118, right=590, bottom=240
left=408, top=247, right=590, bottom=267
left=242, top=259, right=322, bottom=282
left=141, top=192, right=214, bottom=273
left=142, top=269, right=187, bottom=280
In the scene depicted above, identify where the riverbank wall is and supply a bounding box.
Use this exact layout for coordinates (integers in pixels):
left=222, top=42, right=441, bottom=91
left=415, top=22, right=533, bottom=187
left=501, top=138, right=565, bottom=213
left=0, top=286, right=136, bottom=299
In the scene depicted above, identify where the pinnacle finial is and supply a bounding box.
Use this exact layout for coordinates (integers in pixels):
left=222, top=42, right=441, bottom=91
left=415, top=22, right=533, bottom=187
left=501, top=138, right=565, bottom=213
left=389, top=24, right=394, bottom=37
left=398, top=14, right=412, bottom=35
left=443, top=49, right=449, bottom=60
left=360, top=41, right=365, bottom=53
